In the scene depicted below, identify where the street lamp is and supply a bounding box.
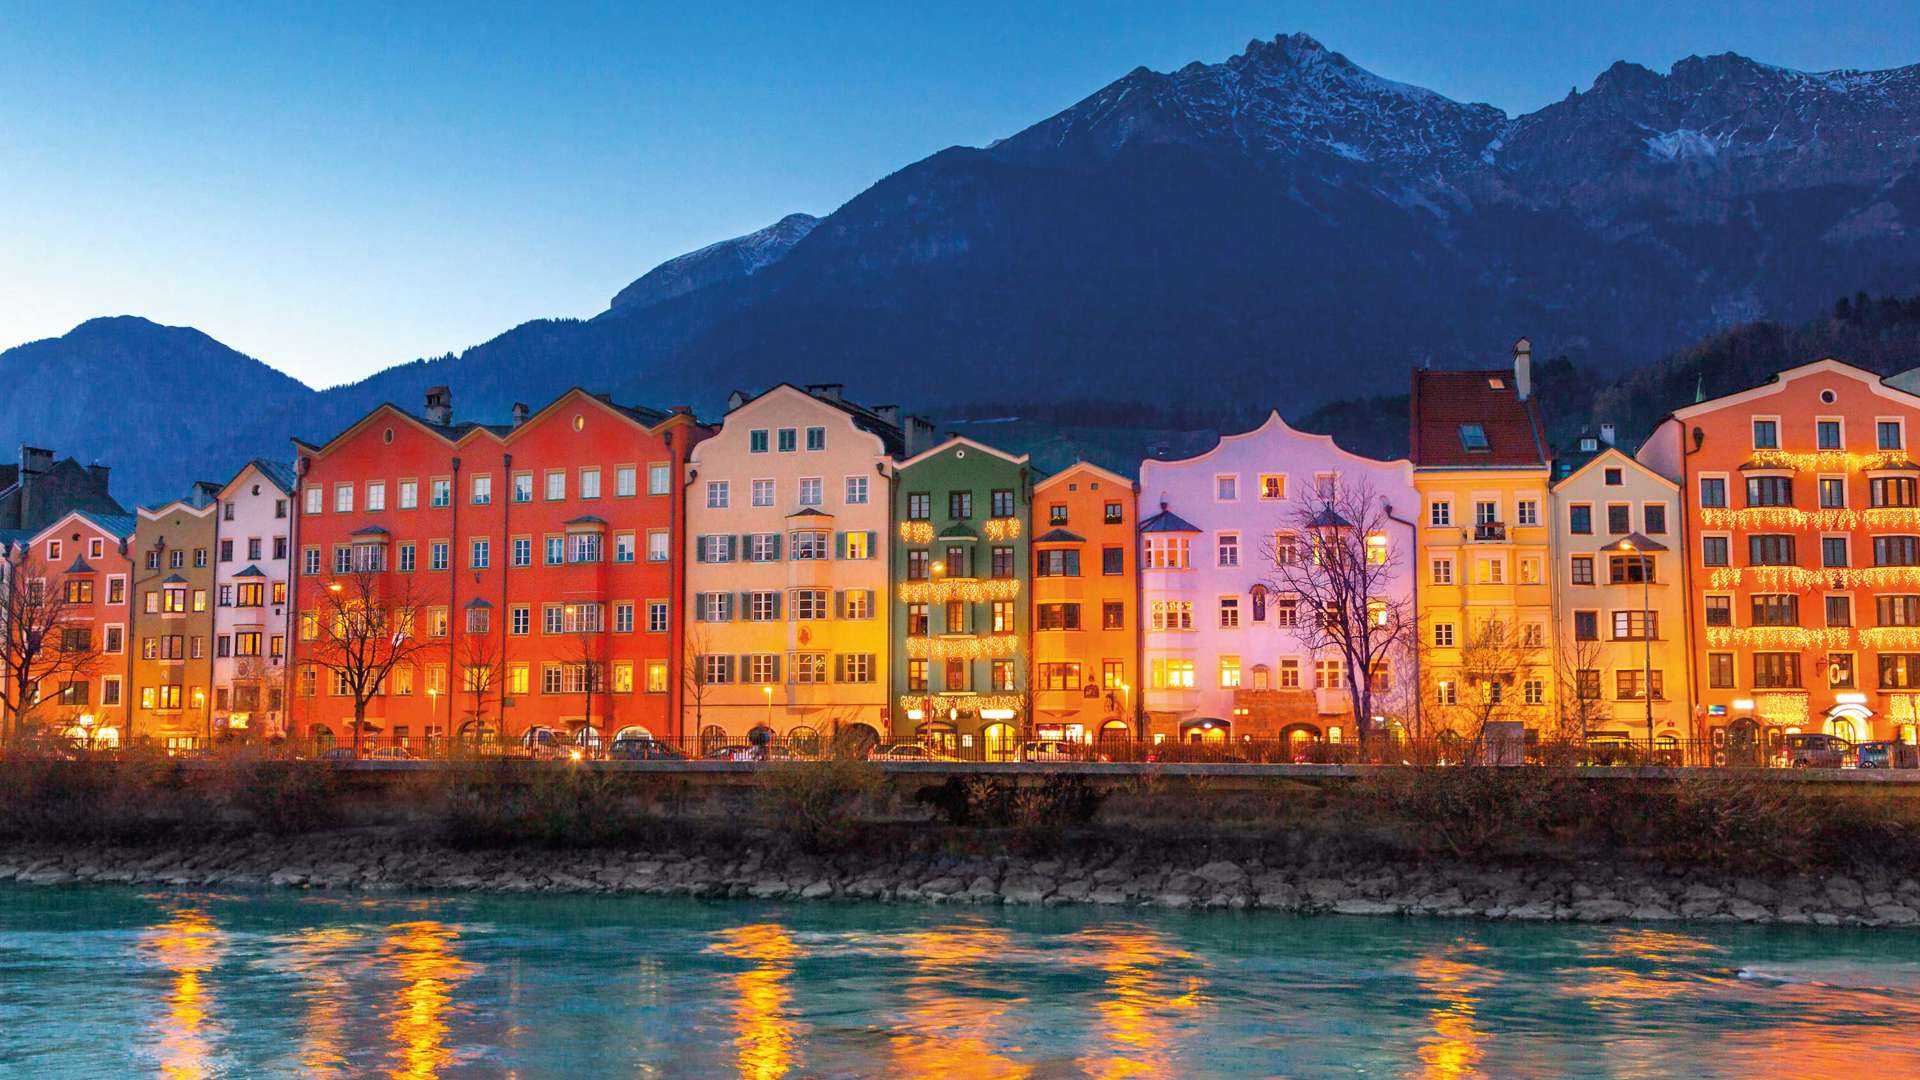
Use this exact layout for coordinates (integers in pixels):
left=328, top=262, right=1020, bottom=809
left=762, top=683, right=774, bottom=730
left=1119, top=681, right=1134, bottom=739
left=1620, top=538, right=1654, bottom=749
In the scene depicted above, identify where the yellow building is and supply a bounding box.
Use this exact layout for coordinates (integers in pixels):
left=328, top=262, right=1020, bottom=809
left=1410, top=342, right=1556, bottom=740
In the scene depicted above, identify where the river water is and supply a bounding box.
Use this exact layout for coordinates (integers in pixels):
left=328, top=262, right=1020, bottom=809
left=2, top=885, right=1918, bottom=1078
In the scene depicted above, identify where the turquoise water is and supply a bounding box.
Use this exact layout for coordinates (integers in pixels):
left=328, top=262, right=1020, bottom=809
left=2, top=886, right=1919, bottom=1078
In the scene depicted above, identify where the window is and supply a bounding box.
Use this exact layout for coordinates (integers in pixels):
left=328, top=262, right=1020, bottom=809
left=777, top=428, right=797, bottom=452
left=614, top=532, right=636, bottom=564
left=1102, top=601, right=1124, bottom=630
left=791, top=589, right=828, bottom=621
left=430, top=479, right=451, bottom=508
left=1821, top=478, right=1848, bottom=509
left=647, top=601, right=669, bottom=633
left=1458, top=423, right=1488, bottom=451
left=1754, top=653, right=1800, bottom=688
left=333, top=483, right=353, bottom=513
left=906, top=492, right=930, bottom=520
left=1569, top=555, right=1594, bottom=585
left=1875, top=536, right=1920, bottom=566
left=845, top=476, right=869, bottom=504
left=750, top=478, right=776, bottom=508
left=1217, top=532, right=1239, bottom=567
left=646, top=661, right=669, bottom=694
left=1150, top=658, right=1195, bottom=689
left=1036, top=548, right=1080, bottom=577
left=1616, top=670, right=1664, bottom=701
left=1516, top=500, right=1539, bottom=528
left=990, top=489, right=1015, bottom=518
left=697, top=534, right=733, bottom=563
left=1274, top=598, right=1298, bottom=627
left=399, top=480, right=418, bottom=509
left=1827, top=595, right=1854, bottom=627
left=1037, top=603, right=1080, bottom=631
left=1104, top=501, right=1123, bottom=524
left=1218, top=596, right=1239, bottom=628
left=1702, top=535, right=1730, bottom=567
left=747, top=591, right=781, bottom=622
left=1475, top=557, right=1504, bottom=584
left=1699, top=476, right=1727, bottom=508
left=569, top=532, right=603, bottom=564
left=1272, top=532, right=1300, bottom=566
left=430, top=541, right=450, bottom=571
left=1746, top=476, right=1792, bottom=507
left=511, top=537, right=532, bottom=567
left=304, top=487, right=323, bottom=515
left=1609, top=555, right=1653, bottom=584
left=616, top=465, right=637, bottom=497
left=649, top=463, right=670, bottom=495
left=1217, top=656, right=1240, bottom=689
left=1048, top=503, right=1068, bottom=526
left=1873, top=477, right=1917, bottom=508
left=1818, top=419, right=1843, bottom=449
left=398, top=542, right=415, bottom=573
left=1149, top=601, right=1193, bottom=631
left=1750, top=594, right=1800, bottom=626
left=798, top=477, right=822, bottom=506
left=1881, top=655, right=1920, bottom=689
left=1102, top=546, right=1124, bottom=576
left=510, top=606, right=530, bottom=636
left=841, top=590, right=872, bottom=620
left=791, top=530, right=829, bottom=561
left=471, top=475, right=492, bottom=505
left=1474, top=500, right=1498, bottom=527
left=1823, top=536, right=1850, bottom=568
left=470, top=538, right=490, bottom=569
left=1705, top=595, right=1732, bottom=626
left=1215, top=474, right=1238, bottom=501
left=1752, top=418, right=1779, bottom=449
left=1708, top=652, right=1735, bottom=689
left=948, top=491, right=972, bottom=519
left=705, top=480, right=728, bottom=509
left=1881, top=420, right=1905, bottom=451
left=1569, top=505, right=1592, bottom=534
left=1142, top=536, right=1189, bottom=570
left=1601, top=504, right=1627, bottom=534
left=791, top=653, right=828, bottom=684
left=1877, top=595, right=1920, bottom=626
left=1429, top=500, right=1452, bottom=527
left=1603, top=467, right=1623, bottom=486
left=366, top=481, right=387, bottom=511
left=1611, top=610, right=1656, bottom=641
left=1433, top=622, right=1454, bottom=648
left=1573, top=610, right=1598, bottom=641
left=579, top=468, right=600, bottom=500
left=1431, top=557, right=1453, bottom=585
left=1314, top=658, right=1344, bottom=690
left=1830, top=652, right=1856, bottom=690
left=1748, top=534, right=1795, bottom=566
left=648, top=531, right=669, bottom=562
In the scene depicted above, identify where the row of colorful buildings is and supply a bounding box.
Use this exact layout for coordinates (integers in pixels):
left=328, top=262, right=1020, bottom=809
left=8, top=345, right=1920, bottom=759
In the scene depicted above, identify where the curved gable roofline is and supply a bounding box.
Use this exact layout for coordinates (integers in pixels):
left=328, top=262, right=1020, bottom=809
left=1139, top=409, right=1413, bottom=480
left=692, top=383, right=889, bottom=464
left=30, top=508, right=134, bottom=544
left=897, top=435, right=1029, bottom=471
left=1667, top=358, right=1920, bottom=422
left=1551, top=446, right=1679, bottom=493
left=220, top=459, right=296, bottom=499
left=1035, top=460, right=1136, bottom=493
left=295, top=388, right=698, bottom=463
left=137, top=499, right=216, bottom=520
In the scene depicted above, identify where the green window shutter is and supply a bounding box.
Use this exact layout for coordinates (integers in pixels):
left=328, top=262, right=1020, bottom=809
left=770, top=532, right=782, bottom=560
left=771, top=591, right=783, bottom=620
left=834, top=590, right=845, bottom=619
left=865, top=531, right=877, bottom=558
left=835, top=532, right=847, bottom=559
left=864, top=589, right=876, bottom=617
left=722, top=594, right=735, bottom=621
left=693, top=593, right=708, bottom=621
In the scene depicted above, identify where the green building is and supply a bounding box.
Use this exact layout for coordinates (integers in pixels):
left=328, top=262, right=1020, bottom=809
left=890, top=437, right=1031, bottom=759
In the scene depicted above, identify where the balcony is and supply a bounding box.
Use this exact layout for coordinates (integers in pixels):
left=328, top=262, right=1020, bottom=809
left=1473, top=522, right=1508, bottom=542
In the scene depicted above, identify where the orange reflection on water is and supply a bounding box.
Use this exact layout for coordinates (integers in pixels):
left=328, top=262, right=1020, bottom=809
left=385, top=920, right=476, bottom=1080
left=885, top=925, right=1032, bottom=1078
left=1569, top=928, right=1721, bottom=1008
left=1712, top=972, right=1920, bottom=1079
left=1411, top=942, right=1493, bottom=1080
left=711, top=923, right=801, bottom=1080
left=289, top=927, right=355, bottom=1075
left=144, top=906, right=220, bottom=1079
left=1076, top=928, right=1202, bottom=1079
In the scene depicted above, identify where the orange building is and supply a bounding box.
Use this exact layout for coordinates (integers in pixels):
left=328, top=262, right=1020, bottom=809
left=1641, top=359, right=1920, bottom=751
left=1030, top=462, right=1138, bottom=743
left=289, top=387, right=709, bottom=751
left=20, top=510, right=135, bottom=745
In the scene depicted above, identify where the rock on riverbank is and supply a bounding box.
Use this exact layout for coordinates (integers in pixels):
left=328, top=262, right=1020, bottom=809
left=3, top=830, right=1918, bottom=927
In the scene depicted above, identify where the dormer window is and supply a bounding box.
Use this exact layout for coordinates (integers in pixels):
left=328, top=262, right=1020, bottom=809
left=1487, top=377, right=1505, bottom=390
left=1579, top=437, right=1599, bottom=452
left=1459, top=424, right=1489, bottom=452
left=1604, top=468, right=1623, bottom=486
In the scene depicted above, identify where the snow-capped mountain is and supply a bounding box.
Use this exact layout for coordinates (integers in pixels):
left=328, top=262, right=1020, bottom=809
left=603, top=212, right=819, bottom=315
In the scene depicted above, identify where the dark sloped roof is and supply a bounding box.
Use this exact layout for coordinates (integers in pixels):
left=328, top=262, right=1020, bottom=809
left=350, top=525, right=391, bottom=537
left=233, top=564, right=266, bottom=578
left=162, top=573, right=189, bottom=584
left=65, top=555, right=94, bottom=574
left=786, top=507, right=832, bottom=518
left=1599, top=533, right=1669, bottom=554
left=1034, top=527, right=1086, bottom=543
left=563, top=514, right=608, bottom=526
left=937, top=522, right=980, bottom=541
left=1410, top=369, right=1548, bottom=468
left=248, top=459, right=297, bottom=494
left=1139, top=505, right=1200, bottom=533
left=1307, top=508, right=1353, bottom=529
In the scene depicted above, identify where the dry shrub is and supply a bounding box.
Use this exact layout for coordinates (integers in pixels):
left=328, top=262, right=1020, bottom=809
left=755, top=757, right=885, bottom=851
left=207, top=748, right=339, bottom=836
left=1355, top=766, right=1579, bottom=859
left=0, top=744, right=204, bottom=842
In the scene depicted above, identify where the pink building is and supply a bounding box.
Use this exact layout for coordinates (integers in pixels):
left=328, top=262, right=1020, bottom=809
left=1137, top=412, right=1417, bottom=748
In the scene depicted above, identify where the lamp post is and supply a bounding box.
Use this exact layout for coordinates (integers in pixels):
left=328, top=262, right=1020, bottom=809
left=1622, top=538, right=1654, bottom=749
left=762, top=683, right=774, bottom=733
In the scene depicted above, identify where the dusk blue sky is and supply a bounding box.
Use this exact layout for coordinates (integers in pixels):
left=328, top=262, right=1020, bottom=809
left=5, top=2, right=1918, bottom=387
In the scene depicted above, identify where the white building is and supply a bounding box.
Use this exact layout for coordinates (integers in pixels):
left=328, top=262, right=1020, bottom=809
left=211, top=459, right=296, bottom=737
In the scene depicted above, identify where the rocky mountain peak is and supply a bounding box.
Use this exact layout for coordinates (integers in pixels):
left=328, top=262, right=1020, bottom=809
left=604, top=212, right=819, bottom=317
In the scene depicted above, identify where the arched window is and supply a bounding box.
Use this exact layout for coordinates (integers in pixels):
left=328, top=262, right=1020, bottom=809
left=700, top=724, right=727, bottom=754
left=787, top=725, right=820, bottom=757
left=311, top=724, right=335, bottom=751
left=981, top=722, right=1018, bottom=762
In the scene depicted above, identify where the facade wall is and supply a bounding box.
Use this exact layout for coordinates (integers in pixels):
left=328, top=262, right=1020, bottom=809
left=130, top=502, right=216, bottom=746
left=1654, top=361, right=1920, bottom=747
left=889, top=438, right=1032, bottom=757
left=1137, top=413, right=1418, bottom=744
left=682, top=386, right=893, bottom=744
left=1030, top=464, right=1138, bottom=741
left=289, top=392, right=705, bottom=750
left=212, top=465, right=294, bottom=739
left=1548, top=448, right=1691, bottom=743
left=1413, top=465, right=1558, bottom=735
left=26, top=513, right=134, bottom=743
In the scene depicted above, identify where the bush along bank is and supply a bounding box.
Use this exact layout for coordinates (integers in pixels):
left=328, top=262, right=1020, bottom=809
left=4, top=756, right=1920, bottom=926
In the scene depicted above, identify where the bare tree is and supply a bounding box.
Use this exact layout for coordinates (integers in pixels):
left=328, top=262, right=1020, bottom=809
left=682, top=624, right=716, bottom=747
left=1553, top=634, right=1612, bottom=744
left=1263, top=476, right=1413, bottom=744
left=567, top=620, right=607, bottom=753
left=1421, top=617, right=1548, bottom=750
left=458, top=619, right=506, bottom=749
left=301, top=569, right=438, bottom=758
left=0, top=551, right=105, bottom=744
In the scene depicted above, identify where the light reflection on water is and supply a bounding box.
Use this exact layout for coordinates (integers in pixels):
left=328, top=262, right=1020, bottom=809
left=8, top=885, right=1920, bottom=1078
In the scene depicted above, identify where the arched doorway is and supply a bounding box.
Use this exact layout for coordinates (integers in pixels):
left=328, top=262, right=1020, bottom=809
left=917, top=721, right=958, bottom=754
left=981, top=722, right=1018, bottom=762
left=834, top=723, right=881, bottom=759
left=1278, top=723, right=1322, bottom=760
left=1179, top=717, right=1229, bottom=744
left=786, top=725, right=821, bottom=757
left=613, top=725, right=654, bottom=742
left=310, top=724, right=335, bottom=752
left=699, top=724, right=727, bottom=755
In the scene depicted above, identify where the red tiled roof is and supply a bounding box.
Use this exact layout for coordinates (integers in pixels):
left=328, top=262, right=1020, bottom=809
left=1409, top=369, right=1549, bottom=468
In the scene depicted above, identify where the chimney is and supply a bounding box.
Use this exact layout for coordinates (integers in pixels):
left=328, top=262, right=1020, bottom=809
left=18, top=445, right=52, bottom=477
left=86, top=463, right=111, bottom=492
left=1599, top=423, right=1616, bottom=447
left=806, top=383, right=845, bottom=403
left=726, top=390, right=749, bottom=413
left=1512, top=337, right=1532, bottom=401
left=670, top=404, right=693, bottom=415
left=511, top=402, right=529, bottom=427
left=873, top=404, right=901, bottom=426
left=424, top=386, right=453, bottom=427
left=903, top=415, right=938, bottom=458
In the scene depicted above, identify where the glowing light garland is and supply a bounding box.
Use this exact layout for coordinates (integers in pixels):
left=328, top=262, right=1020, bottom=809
left=984, top=517, right=1022, bottom=541
left=1699, top=506, right=1920, bottom=531
left=1704, top=625, right=1852, bottom=650
left=1755, top=692, right=1809, bottom=726
left=896, top=578, right=1022, bottom=604
left=1747, top=449, right=1916, bottom=472
left=1707, top=565, right=1920, bottom=592
left=898, top=522, right=934, bottom=544
left=898, top=693, right=1025, bottom=715
left=904, top=634, right=1019, bottom=660
left=1857, top=627, right=1920, bottom=651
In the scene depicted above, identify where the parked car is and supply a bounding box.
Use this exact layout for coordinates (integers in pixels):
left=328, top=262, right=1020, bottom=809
left=1780, top=733, right=1851, bottom=768
left=365, top=745, right=416, bottom=761
left=1583, top=732, right=1642, bottom=767
left=1855, top=741, right=1920, bottom=769
left=868, top=743, right=960, bottom=763
left=1017, top=740, right=1108, bottom=763
left=519, top=727, right=575, bottom=760
left=609, top=737, right=686, bottom=761
left=318, top=747, right=356, bottom=763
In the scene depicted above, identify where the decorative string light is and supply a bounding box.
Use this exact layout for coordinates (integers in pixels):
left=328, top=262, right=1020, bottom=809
left=1755, top=692, right=1810, bottom=726
left=1858, top=627, right=1920, bottom=651
left=904, top=634, right=1019, bottom=660
left=1699, top=506, right=1920, bottom=531
left=1747, top=449, right=1914, bottom=472
left=898, top=693, right=1025, bottom=714
left=1708, top=565, right=1920, bottom=592
left=898, top=522, right=935, bottom=544
left=897, top=579, right=1022, bottom=604
left=984, top=517, right=1022, bottom=541
left=1704, top=625, right=1852, bottom=650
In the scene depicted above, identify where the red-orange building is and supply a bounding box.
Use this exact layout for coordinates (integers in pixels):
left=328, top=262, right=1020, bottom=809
left=21, top=509, right=136, bottom=745
left=1641, top=359, right=1920, bottom=750
left=288, top=387, right=709, bottom=751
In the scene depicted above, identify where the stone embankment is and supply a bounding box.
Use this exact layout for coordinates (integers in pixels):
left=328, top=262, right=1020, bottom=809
left=4, top=830, right=1918, bottom=927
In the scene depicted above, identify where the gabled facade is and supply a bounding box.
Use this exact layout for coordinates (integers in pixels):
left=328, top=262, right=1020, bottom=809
left=24, top=510, right=134, bottom=744
left=212, top=461, right=296, bottom=739
left=131, top=491, right=217, bottom=748
left=1641, top=358, right=1920, bottom=749
left=1549, top=446, right=1690, bottom=745
left=1030, top=462, right=1139, bottom=743
left=1137, top=412, right=1418, bottom=747
left=1411, top=341, right=1557, bottom=738
left=682, top=384, right=902, bottom=747
left=289, top=387, right=709, bottom=752
left=890, top=436, right=1032, bottom=758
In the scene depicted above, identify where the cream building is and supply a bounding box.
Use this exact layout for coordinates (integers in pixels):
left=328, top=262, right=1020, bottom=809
left=1550, top=441, right=1691, bottom=748
left=682, top=384, right=928, bottom=746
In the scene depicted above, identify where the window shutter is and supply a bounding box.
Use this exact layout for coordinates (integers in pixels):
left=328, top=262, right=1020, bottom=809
left=693, top=593, right=708, bottom=621
left=739, top=592, right=754, bottom=620
left=864, top=589, right=876, bottom=617
left=726, top=535, right=738, bottom=561
left=770, top=654, right=781, bottom=682
left=836, top=532, right=847, bottom=559
left=834, top=590, right=845, bottom=619
left=723, top=656, right=735, bottom=681
left=770, top=591, right=782, bottom=620
left=864, top=531, right=876, bottom=557
left=834, top=654, right=846, bottom=682
left=771, top=532, right=782, bottom=560
left=722, top=594, right=735, bottom=621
